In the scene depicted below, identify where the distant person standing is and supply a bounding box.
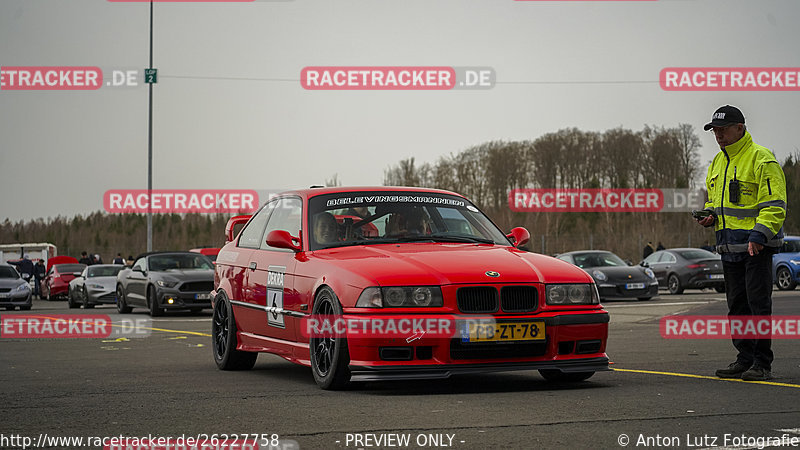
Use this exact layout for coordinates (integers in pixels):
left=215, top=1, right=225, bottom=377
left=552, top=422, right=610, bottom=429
left=79, top=251, right=93, bottom=265
left=113, top=253, right=125, bottom=265
left=642, top=241, right=655, bottom=259
left=695, top=105, right=786, bottom=381
left=9, top=254, right=34, bottom=282
left=656, top=242, right=665, bottom=251
left=33, top=259, right=46, bottom=299
left=126, top=255, right=135, bottom=267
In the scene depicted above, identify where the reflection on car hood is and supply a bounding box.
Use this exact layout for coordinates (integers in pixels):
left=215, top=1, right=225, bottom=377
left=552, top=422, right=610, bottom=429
left=0, top=279, right=26, bottom=289
left=84, top=276, right=118, bottom=288
left=154, top=269, right=214, bottom=281
left=584, top=266, right=650, bottom=282
left=313, top=244, right=592, bottom=285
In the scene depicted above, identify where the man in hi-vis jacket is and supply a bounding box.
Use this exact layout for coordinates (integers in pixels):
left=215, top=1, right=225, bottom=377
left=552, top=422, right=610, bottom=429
left=696, top=105, right=786, bottom=382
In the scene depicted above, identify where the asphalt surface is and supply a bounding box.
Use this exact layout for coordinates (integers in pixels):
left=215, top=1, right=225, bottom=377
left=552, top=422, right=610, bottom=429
left=2, top=289, right=800, bottom=450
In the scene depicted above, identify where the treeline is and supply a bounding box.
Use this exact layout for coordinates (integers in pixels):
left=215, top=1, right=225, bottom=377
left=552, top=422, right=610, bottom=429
left=383, top=125, right=798, bottom=261
left=0, top=212, right=231, bottom=261
left=3, top=125, right=797, bottom=264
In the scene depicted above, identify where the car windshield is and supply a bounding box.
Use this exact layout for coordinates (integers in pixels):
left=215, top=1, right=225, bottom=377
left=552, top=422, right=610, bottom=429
left=149, top=254, right=213, bottom=271
left=56, top=264, right=86, bottom=273
left=87, top=266, right=125, bottom=278
left=0, top=267, right=20, bottom=279
left=307, top=192, right=510, bottom=250
left=573, top=252, right=626, bottom=268
left=678, top=249, right=718, bottom=260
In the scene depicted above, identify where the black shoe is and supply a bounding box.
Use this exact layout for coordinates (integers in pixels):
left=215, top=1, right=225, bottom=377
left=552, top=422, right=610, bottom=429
left=715, top=362, right=749, bottom=378
left=741, top=366, right=772, bottom=381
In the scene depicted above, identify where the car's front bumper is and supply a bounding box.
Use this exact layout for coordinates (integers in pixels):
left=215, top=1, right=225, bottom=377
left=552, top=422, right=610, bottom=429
left=596, top=282, right=658, bottom=299
left=341, top=312, right=610, bottom=380
left=87, top=288, right=117, bottom=305
left=156, top=288, right=212, bottom=310
left=0, top=290, right=32, bottom=307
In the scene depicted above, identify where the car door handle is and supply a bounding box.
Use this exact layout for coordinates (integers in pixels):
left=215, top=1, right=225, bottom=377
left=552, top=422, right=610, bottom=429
left=249, top=262, right=257, bottom=271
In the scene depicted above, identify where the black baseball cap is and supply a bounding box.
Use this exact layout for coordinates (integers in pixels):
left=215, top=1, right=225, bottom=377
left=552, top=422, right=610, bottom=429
left=703, top=105, right=745, bottom=131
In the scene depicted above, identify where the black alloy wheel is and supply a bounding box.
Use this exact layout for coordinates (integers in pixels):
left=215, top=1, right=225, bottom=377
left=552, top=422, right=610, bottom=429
left=310, top=286, right=351, bottom=390
left=116, top=285, right=132, bottom=313
left=212, top=295, right=257, bottom=370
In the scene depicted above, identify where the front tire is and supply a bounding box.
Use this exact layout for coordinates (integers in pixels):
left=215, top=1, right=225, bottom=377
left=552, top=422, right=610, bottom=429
left=116, top=285, right=132, bottom=313
left=310, top=286, right=351, bottom=390
left=212, top=295, right=257, bottom=370
left=668, top=274, right=684, bottom=295
left=539, top=370, right=595, bottom=382
left=67, top=288, right=79, bottom=309
left=776, top=267, right=797, bottom=290
left=148, top=285, right=163, bottom=317
left=82, top=287, right=94, bottom=309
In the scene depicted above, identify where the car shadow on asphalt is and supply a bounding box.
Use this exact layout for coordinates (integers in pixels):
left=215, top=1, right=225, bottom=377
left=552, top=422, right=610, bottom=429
left=247, top=359, right=613, bottom=395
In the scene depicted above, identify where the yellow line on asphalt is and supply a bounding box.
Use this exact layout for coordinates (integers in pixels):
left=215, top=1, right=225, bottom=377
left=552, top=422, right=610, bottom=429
left=10, top=314, right=212, bottom=338
left=613, top=368, right=800, bottom=388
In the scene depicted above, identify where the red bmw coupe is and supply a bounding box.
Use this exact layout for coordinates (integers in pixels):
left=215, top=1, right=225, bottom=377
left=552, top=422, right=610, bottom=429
left=211, top=187, right=609, bottom=389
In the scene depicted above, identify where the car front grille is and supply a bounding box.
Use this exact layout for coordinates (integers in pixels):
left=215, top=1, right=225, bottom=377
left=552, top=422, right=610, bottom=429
left=179, top=281, right=214, bottom=292
left=457, top=287, right=498, bottom=313
left=0, top=288, right=11, bottom=293
left=456, top=286, right=539, bottom=313
left=99, top=292, right=116, bottom=302
left=500, top=286, right=538, bottom=312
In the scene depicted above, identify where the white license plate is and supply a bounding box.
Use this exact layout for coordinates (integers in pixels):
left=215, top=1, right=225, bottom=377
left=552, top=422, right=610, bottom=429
left=708, top=274, right=724, bottom=280
left=195, top=293, right=211, bottom=300
left=625, top=283, right=645, bottom=290
left=0, top=293, right=7, bottom=298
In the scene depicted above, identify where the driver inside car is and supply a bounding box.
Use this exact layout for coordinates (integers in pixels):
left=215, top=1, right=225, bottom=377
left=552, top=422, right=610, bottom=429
left=385, top=207, right=430, bottom=237
left=313, top=212, right=340, bottom=245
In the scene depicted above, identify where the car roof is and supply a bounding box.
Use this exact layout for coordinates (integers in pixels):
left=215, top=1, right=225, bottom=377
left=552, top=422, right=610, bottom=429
left=135, top=251, right=208, bottom=260
left=274, top=186, right=464, bottom=201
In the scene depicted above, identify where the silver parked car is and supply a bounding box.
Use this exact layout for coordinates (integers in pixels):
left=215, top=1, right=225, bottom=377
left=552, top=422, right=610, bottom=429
left=68, top=264, right=125, bottom=309
left=0, top=264, right=32, bottom=310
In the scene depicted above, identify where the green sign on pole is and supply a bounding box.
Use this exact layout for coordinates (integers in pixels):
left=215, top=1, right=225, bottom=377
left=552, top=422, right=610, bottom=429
left=144, top=68, right=158, bottom=84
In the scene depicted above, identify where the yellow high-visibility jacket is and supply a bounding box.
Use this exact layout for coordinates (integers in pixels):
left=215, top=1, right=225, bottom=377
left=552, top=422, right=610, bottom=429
left=704, top=130, right=786, bottom=257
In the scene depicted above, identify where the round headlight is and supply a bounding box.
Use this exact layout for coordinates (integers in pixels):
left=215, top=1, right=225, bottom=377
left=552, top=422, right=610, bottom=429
left=548, top=285, right=565, bottom=304
left=568, top=285, right=587, bottom=303
left=644, top=268, right=656, bottom=279
left=592, top=270, right=607, bottom=282
left=411, top=287, right=432, bottom=306
left=385, top=287, right=406, bottom=307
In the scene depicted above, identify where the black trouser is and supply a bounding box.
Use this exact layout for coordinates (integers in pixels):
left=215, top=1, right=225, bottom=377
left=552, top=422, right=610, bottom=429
left=722, top=250, right=774, bottom=370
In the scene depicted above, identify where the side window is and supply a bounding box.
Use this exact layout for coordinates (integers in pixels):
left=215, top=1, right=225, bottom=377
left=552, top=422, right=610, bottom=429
left=238, top=201, right=277, bottom=249
left=644, top=252, right=661, bottom=264
left=261, top=197, right=302, bottom=250
left=132, top=259, right=146, bottom=272
left=664, top=253, right=677, bottom=264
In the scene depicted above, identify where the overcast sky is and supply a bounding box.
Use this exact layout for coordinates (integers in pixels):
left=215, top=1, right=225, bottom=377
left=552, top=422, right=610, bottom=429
left=1, top=0, right=799, bottom=222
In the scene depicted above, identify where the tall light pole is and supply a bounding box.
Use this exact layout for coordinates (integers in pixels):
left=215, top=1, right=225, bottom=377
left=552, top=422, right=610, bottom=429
left=146, top=0, right=154, bottom=252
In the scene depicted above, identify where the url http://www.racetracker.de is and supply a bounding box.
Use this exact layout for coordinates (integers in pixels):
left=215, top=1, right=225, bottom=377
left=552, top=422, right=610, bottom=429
left=0, top=433, right=299, bottom=450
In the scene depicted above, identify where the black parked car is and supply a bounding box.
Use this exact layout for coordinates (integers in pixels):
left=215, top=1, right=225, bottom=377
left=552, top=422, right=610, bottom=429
left=116, top=252, right=214, bottom=316
left=641, top=248, right=724, bottom=294
left=556, top=250, right=659, bottom=301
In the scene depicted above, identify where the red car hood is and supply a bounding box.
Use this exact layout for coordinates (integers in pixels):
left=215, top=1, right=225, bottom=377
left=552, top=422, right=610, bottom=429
left=312, top=243, right=592, bottom=286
